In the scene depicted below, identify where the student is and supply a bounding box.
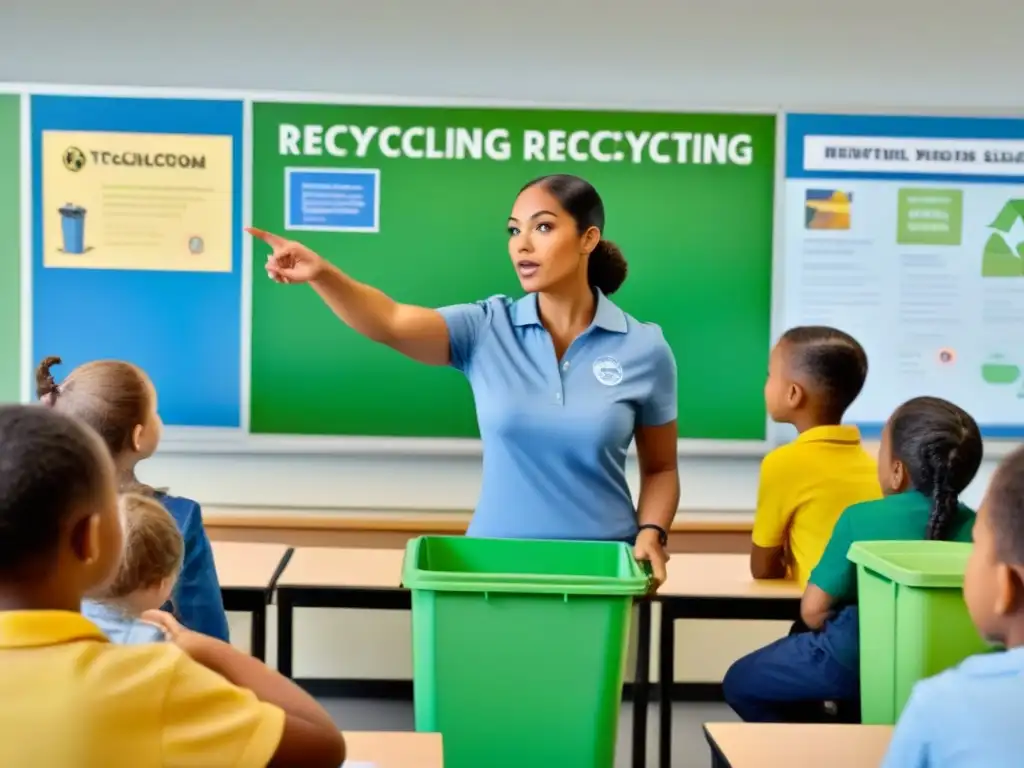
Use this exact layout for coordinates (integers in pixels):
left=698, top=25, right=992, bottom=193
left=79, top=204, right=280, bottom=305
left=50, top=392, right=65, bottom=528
left=751, top=326, right=881, bottom=586
left=724, top=396, right=983, bottom=722
left=82, top=493, right=184, bottom=645
left=36, top=356, right=230, bottom=641
left=881, top=446, right=1024, bottom=766
left=0, top=404, right=344, bottom=766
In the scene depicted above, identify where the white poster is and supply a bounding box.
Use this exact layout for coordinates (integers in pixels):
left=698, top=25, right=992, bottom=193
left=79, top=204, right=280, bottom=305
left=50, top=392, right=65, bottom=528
left=784, top=113, right=1024, bottom=437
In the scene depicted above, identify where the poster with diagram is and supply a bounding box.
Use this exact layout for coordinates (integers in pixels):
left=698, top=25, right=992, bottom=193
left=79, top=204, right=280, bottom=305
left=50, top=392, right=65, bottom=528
left=784, top=113, right=1024, bottom=437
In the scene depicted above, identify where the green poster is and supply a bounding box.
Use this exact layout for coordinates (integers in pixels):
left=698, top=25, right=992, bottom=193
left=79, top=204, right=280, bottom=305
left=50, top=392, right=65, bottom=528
left=250, top=102, right=776, bottom=440
left=0, top=94, right=19, bottom=404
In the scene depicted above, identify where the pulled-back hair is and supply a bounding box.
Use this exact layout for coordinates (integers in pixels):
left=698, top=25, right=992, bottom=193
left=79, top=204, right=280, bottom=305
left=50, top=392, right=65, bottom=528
left=888, top=396, right=983, bottom=540
left=94, top=493, right=183, bottom=600
left=0, top=405, right=113, bottom=577
left=36, top=356, right=154, bottom=482
left=780, top=326, right=868, bottom=422
left=519, top=174, right=628, bottom=295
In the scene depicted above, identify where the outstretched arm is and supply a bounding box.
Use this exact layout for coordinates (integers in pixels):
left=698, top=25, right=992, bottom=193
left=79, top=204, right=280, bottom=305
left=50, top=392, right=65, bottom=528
left=249, top=227, right=452, bottom=366
left=308, top=262, right=452, bottom=366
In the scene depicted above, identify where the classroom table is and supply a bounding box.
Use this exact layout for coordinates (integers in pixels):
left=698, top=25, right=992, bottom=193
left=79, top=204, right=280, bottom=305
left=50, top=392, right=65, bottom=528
left=342, top=730, right=443, bottom=767
left=210, top=541, right=293, bottom=661
left=703, top=722, right=893, bottom=768
left=274, top=546, right=653, bottom=768
left=657, top=554, right=803, bottom=768
left=275, top=547, right=409, bottom=680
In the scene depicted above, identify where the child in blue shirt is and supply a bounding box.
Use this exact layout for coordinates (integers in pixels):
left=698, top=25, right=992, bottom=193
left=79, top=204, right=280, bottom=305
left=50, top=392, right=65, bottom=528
left=882, top=445, right=1024, bottom=766
left=36, top=356, right=230, bottom=641
left=83, top=492, right=184, bottom=644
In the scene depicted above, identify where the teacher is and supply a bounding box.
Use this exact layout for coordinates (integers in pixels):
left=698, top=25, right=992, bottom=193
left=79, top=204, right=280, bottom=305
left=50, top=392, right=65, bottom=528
left=248, top=174, right=679, bottom=585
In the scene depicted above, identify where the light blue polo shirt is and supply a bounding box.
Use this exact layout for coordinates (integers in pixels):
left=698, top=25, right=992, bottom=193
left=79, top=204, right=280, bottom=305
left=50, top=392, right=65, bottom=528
left=881, top=646, right=1024, bottom=767
left=81, top=600, right=166, bottom=645
left=438, top=291, right=677, bottom=542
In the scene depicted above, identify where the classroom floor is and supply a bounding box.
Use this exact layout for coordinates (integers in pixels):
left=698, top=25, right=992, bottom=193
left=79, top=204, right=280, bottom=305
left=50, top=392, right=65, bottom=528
left=320, top=697, right=736, bottom=768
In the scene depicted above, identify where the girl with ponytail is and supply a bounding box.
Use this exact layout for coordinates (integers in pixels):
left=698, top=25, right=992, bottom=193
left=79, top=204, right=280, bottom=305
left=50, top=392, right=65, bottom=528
left=35, top=356, right=230, bottom=642
left=724, top=396, right=983, bottom=723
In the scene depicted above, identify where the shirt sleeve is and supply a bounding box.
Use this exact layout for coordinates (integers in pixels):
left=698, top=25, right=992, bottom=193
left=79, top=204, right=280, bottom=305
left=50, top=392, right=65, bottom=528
left=162, top=653, right=286, bottom=768
left=880, top=683, right=933, bottom=768
left=639, top=332, right=678, bottom=427
left=172, top=501, right=230, bottom=642
left=751, top=452, right=791, bottom=548
left=809, top=509, right=857, bottom=601
left=436, top=299, right=494, bottom=372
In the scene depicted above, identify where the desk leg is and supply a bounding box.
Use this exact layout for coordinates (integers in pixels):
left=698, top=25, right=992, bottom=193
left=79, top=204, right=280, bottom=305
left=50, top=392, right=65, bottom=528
left=276, top=591, right=294, bottom=678
left=658, top=603, right=675, bottom=768
left=251, top=604, right=267, bottom=662
left=631, top=599, right=651, bottom=768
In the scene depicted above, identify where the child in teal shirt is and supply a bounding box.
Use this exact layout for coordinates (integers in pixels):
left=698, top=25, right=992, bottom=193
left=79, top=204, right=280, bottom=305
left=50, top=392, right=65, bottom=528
left=724, top=396, right=983, bottom=722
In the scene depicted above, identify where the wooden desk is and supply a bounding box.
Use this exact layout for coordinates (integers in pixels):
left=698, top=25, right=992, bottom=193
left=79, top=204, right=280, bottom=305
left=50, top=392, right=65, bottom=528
left=342, top=731, right=443, bottom=768
left=211, top=541, right=293, bottom=661
left=275, top=547, right=408, bottom=678
left=656, top=555, right=803, bottom=768
left=703, top=722, right=892, bottom=767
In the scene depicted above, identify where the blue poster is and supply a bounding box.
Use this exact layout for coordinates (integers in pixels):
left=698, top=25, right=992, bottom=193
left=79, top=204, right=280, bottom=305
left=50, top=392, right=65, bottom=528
left=784, top=113, right=1024, bottom=438
left=285, top=167, right=380, bottom=232
left=31, top=95, right=244, bottom=427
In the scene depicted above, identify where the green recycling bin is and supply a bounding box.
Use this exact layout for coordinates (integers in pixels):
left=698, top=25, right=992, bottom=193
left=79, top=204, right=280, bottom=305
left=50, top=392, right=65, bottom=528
left=849, top=540, right=990, bottom=724
left=402, top=536, right=649, bottom=768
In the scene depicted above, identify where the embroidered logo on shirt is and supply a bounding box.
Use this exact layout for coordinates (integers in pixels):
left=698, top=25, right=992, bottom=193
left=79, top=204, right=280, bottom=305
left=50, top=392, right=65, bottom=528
left=593, top=356, right=624, bottom=386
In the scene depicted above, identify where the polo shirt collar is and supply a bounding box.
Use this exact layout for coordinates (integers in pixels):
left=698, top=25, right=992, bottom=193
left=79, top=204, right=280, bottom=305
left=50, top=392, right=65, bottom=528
left=795, top=425, right=862, bottom=445
left=0, top=610, right=107, bottom=648
left=511, top=291, right=628, bottom=333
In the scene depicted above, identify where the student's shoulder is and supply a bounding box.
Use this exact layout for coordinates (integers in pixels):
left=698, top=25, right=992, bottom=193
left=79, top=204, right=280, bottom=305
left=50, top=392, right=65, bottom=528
left=156, top=493, right=203, bottom=526
left=83, top=639, right=189, bottom=694
left=840, top=494, right=892, bottom=521
left=903, top=654, right=1005, bottom=718
left=759, top=441, right=805, bottom=477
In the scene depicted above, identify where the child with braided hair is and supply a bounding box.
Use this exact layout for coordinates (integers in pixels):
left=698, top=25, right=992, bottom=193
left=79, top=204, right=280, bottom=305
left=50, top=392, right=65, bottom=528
left=724, top=396, right=983, bottom=722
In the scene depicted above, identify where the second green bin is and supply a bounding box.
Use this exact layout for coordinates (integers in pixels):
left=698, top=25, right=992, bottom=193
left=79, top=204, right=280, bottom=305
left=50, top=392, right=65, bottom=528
left=849, top=540, right=990, bottom=724
left=402, top=536, right=650, bottom=768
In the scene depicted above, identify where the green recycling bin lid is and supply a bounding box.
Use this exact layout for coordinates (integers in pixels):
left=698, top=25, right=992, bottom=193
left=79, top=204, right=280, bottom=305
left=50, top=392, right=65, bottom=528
left=847, top=540, right=972, bottom=588
left=402, top=536, right=650, bottom=596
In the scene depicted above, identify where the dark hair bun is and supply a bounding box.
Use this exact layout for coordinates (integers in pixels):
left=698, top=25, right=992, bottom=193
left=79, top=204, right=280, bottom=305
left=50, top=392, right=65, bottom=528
left=35, top=356, right=63, bottom=404
left=588, top=239, right=628, bottom=296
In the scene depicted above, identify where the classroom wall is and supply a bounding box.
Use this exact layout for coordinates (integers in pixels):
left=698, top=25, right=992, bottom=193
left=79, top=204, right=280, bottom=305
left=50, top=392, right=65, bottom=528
left=4, top=0, right=1021, bottom=684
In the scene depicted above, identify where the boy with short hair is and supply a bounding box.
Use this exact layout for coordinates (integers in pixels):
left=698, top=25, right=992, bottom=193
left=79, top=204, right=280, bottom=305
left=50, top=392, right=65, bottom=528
left=751, top=326, right=881, bottom=586
left=882, top=445, right=1024, bottom=766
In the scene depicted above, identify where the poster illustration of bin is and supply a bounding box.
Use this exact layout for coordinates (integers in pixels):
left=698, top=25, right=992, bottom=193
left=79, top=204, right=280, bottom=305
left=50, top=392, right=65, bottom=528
left=57, top=203, right=87, bottom=253
left=31, top=95, right=244, bottom=428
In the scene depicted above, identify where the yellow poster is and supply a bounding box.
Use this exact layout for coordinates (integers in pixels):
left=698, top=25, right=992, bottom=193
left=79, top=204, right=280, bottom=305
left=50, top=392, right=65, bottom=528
left=41, top=130, right=233, bottom=272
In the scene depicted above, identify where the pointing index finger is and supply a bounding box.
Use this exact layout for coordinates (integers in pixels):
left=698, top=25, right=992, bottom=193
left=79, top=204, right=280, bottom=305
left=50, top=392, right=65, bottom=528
left=245, top=226, right=288, bottom=248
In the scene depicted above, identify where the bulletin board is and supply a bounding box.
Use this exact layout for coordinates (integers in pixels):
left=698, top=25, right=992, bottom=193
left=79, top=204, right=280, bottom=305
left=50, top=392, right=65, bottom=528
left=1, top=84, right=778, bottom=452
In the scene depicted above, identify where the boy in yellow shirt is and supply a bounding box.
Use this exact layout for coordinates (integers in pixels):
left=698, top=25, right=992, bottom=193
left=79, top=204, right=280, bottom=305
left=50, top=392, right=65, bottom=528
left=0, top=405, right=345, bottom=767
left=751, top=326, right=881, bottom=586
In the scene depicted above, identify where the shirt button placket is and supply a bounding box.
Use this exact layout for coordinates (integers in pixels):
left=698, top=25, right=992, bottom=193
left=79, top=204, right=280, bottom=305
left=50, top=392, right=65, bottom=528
left=556, top=359, right=570, bottom=404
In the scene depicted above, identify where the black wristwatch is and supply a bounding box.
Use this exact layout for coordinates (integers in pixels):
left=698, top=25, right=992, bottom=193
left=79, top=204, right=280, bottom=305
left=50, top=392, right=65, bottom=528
left=638, top=523, right=668, bottom=546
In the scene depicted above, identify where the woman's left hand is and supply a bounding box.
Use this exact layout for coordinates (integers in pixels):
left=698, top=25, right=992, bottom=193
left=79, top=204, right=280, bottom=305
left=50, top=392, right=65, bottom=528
left=634, top=528, right=669, bottom=591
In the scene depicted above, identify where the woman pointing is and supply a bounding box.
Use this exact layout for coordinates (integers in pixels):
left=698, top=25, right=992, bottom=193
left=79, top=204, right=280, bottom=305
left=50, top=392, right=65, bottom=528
left=248, top=174, right=679, bottom=586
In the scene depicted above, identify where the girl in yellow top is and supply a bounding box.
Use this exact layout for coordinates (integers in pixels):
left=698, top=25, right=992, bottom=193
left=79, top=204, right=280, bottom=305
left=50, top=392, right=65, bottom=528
left=0, top=405, right=344, bottom=767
